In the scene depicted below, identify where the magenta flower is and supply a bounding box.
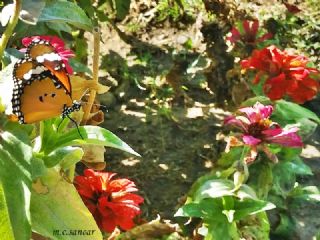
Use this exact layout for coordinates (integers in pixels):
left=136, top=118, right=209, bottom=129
left=22, top=35, right=74, bottom=74
left=227, top=20, right=273, bottom=47
left=224, top=102, right=303, bottom=163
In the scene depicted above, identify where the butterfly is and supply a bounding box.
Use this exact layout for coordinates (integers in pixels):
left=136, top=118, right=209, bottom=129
left=11, top=38, right=80, bottom=124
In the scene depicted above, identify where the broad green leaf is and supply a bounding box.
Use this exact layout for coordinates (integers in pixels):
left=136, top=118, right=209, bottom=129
left=272, top=161, right=297, bottom=196
left=273, top=100, right=320, bottom=124
left=31, top=157, right=47, bottom=180
left=233, top=199, right=275, bottom=221
left=38, top=1, right=93, bottom=31
left=205, top=220, right=239, bottom=240
left=194, top=179, right=235, bottom=201
left=3, top=48, right=24, bottom=66
left=217, top=147, right=243, bottom=167
left=31, top=169, right=102, bottom=240
left=294, top=118, right=318, bottom=140
left=0, top=131, right=32, bottom=240
left=115, top=0, right=131, bottom=20
left=69, top=58, right=93, bottom=75
left=289, top=185, right=320, bottom=202
left=59, top=147, right=84, bottom=170
left=45, top=22, right=73, bottom=35
left=0, top=182, right=15, bottom=240
left=239, top=212, right=270, bottom=240
left=236, top=184, right=258, bottom=200
left=42, top=146, right=84, bottom=168
left=41, top=125, right=140, bottom=157
left=272, top=213, right=296, bottom=238
left=175, top=198, right=224, bottom=220
left=284, top=157, right=312, bottom=176
left=256, top=163, right=273, bottom=199
left=241, top=96, right=271, bottom=107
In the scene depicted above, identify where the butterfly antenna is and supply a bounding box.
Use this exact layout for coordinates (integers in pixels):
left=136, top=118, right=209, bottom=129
left=67, top=115, right=84, bottom=140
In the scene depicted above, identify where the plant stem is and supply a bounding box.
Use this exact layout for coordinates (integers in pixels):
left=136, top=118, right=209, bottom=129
left=81, top=27, right=100, bottom=125
left=0, top=0, right=21, bottom=62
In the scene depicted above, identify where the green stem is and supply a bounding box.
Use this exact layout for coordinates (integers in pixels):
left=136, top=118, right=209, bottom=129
left=0, top=0, right=21, bottom=62
left=81, top=27, right=100, bottom=125
left=66, top=164, right=76, bottom=182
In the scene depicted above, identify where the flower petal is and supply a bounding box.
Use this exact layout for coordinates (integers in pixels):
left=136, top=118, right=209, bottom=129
left=242, top=135, right=261, bottom=145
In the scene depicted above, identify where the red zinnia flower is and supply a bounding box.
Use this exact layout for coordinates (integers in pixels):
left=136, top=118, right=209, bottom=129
left=22, top=35, right=74, bottom=74
left=227, top=20, right=273, bottom=46
left=74, top=169, right=144, bottom=233
left=224, top=102, right=303, bottom=163
left=241, top=46, right=320, bottom=103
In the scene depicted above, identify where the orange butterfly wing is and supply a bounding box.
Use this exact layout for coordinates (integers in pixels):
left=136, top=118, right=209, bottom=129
left=20, top=77, right=73, bottom=124
left=27, top=41, right=72, bottom=94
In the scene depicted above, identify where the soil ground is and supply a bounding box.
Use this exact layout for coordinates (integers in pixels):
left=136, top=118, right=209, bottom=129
left=89, top=2, right=320, bottom=238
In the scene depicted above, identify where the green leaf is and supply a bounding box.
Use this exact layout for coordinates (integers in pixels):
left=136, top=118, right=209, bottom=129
left=115, top=0, right=131, bottom=20
left=239, top=212, right=270, bottom=240
left=175, top=198, right=224, bottom=220
left=0, top=182, right=15, bottom=240
left=272, top=213, right=296, bottom=238
left=38, top=1, right=93, bottom=31
left=205, top=219, right=239, bottom=240
left=31, top=169, right=102, bottom=240
left=294, top=118, right=318, bottom=140
left=69, top=58, right=93, bottom=75
left=272, top=160, right=297, bottom=196
left=41, top=125, right=140, bottom=157
left=289, top=185, right=320, bottom=202
left=256, top=163, right=273, bottom=199
left=31, top=157, right=47, bottom=180
left=285, top=157, right=312, bottom=176
left=42, top=146, right=83, bottom=168
left=194, top=179, right=235, bottom=201
left=241, top=96, right=271, bottom=107
left=217, top=147, right=243, bottom=168
left=59, top=147, right=84, bottom=170
left=233, top=199, right=275, bottom=221
left=273, top=100, right=320, bottom=124
left=45, top=22, right=73, bottom=35
left=0, top=131, right=32, bottom=240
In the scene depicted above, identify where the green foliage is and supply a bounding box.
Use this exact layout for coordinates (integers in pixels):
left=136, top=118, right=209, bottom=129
left=38, top=1, right=93, bottom=31
left=0, top=130, right=32, bottom=240
left=31, top=168, right=102, bottom=240
left=0, top=117, right=138, bottom=239
left=176, top=179, right=274, bottom=239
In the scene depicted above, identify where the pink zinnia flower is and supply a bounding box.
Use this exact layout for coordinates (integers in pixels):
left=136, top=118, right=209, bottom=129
left=74, top=169, right=144, bottom=233
left=227, top=20, right=273, bottom=47
left=241, top=45, right=320, bottom=103
left=22, top=35, right=74, bottom=74
left=224, top=102, right=303, bottom=163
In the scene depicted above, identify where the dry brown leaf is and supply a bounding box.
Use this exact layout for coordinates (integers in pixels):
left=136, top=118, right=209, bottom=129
left=81, top=145, right=106, bottom=170
left=71, top=75, right=110, bottom=101
left=86, top=110, right=105, bottom=125
left=117, top=219, right=179, bottom=240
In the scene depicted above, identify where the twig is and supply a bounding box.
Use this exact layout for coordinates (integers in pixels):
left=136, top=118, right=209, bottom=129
left=0, top=0, right=21, bottom=62
left=81, top=27, right=100, bottom=125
